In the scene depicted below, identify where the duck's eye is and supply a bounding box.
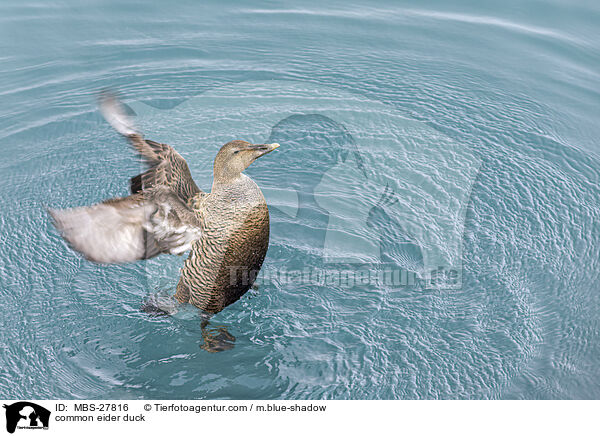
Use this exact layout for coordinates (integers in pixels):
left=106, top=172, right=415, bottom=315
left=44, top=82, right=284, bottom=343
left=233, top=149, right=241, bottom=154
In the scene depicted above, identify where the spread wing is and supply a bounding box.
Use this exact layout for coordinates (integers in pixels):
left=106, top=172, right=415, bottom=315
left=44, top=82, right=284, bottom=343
left=99, top=91, right=202, bottom=202
left=49, top=188, right=202, bottom=264
left=48, top=93, right=205, bottom=264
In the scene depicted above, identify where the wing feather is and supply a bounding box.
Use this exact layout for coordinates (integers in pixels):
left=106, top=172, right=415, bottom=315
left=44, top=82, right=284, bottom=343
left=99, top=92, right=202, bottom=203
left=49, top=189, right=202, bottom=264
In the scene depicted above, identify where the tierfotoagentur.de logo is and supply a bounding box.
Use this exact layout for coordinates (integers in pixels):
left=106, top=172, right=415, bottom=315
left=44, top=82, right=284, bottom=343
left=2, top=402, right=50, bottom=434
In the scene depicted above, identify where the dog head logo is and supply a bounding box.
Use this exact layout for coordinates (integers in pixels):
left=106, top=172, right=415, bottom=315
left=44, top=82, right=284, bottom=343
left=3, top=402, right=50, bottom=434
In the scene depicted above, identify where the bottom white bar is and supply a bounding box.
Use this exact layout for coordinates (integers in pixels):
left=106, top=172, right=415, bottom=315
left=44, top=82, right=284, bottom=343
left=0, top=400, right=596, bottom=436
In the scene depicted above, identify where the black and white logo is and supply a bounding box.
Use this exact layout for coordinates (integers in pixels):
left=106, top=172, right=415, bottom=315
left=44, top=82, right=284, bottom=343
left=3, top=402, right=50, bottom=434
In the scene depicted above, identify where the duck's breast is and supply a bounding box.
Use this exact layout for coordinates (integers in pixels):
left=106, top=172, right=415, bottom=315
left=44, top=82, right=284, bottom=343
left=181, top=175, right=270, bottom=312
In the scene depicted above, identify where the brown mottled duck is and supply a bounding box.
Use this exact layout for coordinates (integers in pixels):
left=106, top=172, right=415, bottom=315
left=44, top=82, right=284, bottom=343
left=49, top=93, right=280, bottom=351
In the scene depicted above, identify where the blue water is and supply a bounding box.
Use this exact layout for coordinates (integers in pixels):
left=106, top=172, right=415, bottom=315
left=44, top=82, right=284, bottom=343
left=1, top=0, right=599, bottom=399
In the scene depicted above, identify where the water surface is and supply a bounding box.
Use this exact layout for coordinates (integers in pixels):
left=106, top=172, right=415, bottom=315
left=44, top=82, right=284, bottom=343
left=0, top=0, right=599, bottom=399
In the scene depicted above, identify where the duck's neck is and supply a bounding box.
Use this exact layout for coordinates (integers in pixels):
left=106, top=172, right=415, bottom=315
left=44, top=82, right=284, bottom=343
left=211, top=170, right=244, bottom=191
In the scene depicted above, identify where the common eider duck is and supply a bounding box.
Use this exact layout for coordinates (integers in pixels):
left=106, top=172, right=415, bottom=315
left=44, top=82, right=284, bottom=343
left=49, top=93, right=279, bottom=331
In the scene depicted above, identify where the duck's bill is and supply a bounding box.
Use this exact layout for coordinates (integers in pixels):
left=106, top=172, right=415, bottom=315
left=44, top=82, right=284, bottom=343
left=251, top=143, right=280, bottom=156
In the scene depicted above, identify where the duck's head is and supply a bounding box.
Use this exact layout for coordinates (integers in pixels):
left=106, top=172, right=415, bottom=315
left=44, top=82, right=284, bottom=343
left=213, top=140, right=280, bottom=183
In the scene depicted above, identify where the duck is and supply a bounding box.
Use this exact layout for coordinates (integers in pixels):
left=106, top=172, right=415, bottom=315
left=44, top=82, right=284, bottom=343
left=49, top=93, right=279, bottom=347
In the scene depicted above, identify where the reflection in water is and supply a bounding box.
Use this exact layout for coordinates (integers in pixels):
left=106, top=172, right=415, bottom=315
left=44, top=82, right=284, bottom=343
left=200, top=320, right=236, bottom=353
